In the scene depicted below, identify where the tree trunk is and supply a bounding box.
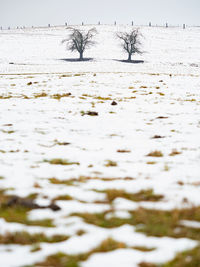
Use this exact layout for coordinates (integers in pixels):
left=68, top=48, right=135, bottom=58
left=79, top=51, right=83, bottom=61
left=128, top=53, right=132, bottom=62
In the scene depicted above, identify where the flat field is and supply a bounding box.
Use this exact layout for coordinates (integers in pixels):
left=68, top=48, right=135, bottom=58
left=0, top=25, right=200, bottom=267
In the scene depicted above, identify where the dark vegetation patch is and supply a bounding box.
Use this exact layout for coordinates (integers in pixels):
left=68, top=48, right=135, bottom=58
left=54, top=140, right=71, bottom=146
left=139, top=245, right=200, bottom=267
left=49, top=178, right=75, bottom=186
left=60, top=74, right=72, bottom=78
left=117, top=149, right=131, bottom=153
left=34, top=92, right=48, bottom=98
left=34, top=239, right=157, bottom=267
left=157, top=92, right=165, bottom=96
left=72, top=206, right=200, bottom=241
left=0, top=204, right=54, bottom=227
left=44, top=159, right=80, bottom=166
left=50, top=183, right=160, bottom=205
left=93, top=96, right=112, bottom=101
left=53, top=195, right=73, bottom=202
left=26, top=193, right=39, bottom=200
left=32, top=244, right=200, bottom=267
left=0, top=190, right=55, bottom=227
left=22, top=94, right=30, bottom=99
left=30, top=243, right=41, bottom=253
left=5, top=195, right=60, bottom=211
left=1, top=92, right=72, bottom=100
left=50, top=93, right=72, bottom=100
left=169, top=149, right=182, bottom=156
left=1, top=129, right=15, bottom=134
left=105, top=160, right=118, bottom=167
left=0, top=231, right=69, bottom=245
left=85, top=96, right=112, bottom=101
left=76, top=230, right=86, bottom=236
left=0, top=149, right=20, bottom=153
left=124, top=96, right=136, bottom=99
left=49, top=176, right=135, bottom=186
left=80, top=111, right=98, bottom=116
left=94, top=189, right=163, bottom=203
left=3, top=124, right=13, bottom=126
left=146, top=151, right=163, bottom=157
left=132, top=246, right=156, bottom=252
left=146, top=161, right=157, bottom=165
left=161, top=245, right=200, bottom=267
left=35, top=238, right=126, bottom=267
left=152, top=135, right=165, bottom=139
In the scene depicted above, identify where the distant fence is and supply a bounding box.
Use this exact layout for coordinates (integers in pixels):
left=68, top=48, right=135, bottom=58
left=1, top=22, right=197, bottom=30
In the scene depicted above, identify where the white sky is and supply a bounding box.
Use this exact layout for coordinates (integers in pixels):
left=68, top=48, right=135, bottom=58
left=0, top=0, right=200, bottom=28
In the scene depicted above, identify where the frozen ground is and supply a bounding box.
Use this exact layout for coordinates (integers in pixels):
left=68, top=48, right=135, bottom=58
left=0, top=25, right=200, bottom=267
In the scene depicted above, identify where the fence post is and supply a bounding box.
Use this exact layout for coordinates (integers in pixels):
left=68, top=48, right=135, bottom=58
left=183, top=24, right=186, bottom=29
left=82, top=22, right=84, bottom=25
left=65, top=22, right=68, bottom=26
left=114, top=21, right=116, bottom=25
left=132, top=21, right=134, bottom=26
left=98, top=21, right=100, bottom=25
left=166, top=23, right=168, bottom=28
left=149, top=22, right=151, bottom=27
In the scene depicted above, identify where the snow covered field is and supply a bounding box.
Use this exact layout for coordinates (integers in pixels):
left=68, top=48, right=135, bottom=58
left=0, top=25, right=200, bottom=267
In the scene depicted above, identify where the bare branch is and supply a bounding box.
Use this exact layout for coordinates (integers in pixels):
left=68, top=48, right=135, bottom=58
left=116, top=28, right=143, bottom=61
left=62, top=27, right=97, bottom=60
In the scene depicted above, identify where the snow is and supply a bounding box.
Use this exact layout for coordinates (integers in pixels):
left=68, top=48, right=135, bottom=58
left=0, top=24, right=200, bottom=266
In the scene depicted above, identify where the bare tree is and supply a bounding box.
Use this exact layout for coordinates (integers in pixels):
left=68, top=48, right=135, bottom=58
left=62, top=27, right=97, bottom=61
left=117, top=28, right=143, bottom=62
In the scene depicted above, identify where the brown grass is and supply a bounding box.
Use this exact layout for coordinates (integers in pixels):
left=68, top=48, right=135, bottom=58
left=95, top=189, right=163, bottom=203
left=0, top=190, right=54, bottom=227
left=0, top=231, right=69, bottom=245
left=44, top=159, right=80, bottom=166
left=169, top=149, right=182, bottom=156
left=146, top=151, right=163, bottom=157
left=35, top=238, right=126, bottom=267
left=117, top=149, right=131, bottom=153
left=105, top=160, right=117, bottom=167
left=50, top=93, right=71, bottom=100
left=72, top=206, right=200, bottom=241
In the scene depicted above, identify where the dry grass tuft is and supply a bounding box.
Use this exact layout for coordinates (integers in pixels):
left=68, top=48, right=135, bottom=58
left=0, top=231, right=69, bottom=245
left=34, top=92, right=48, bottom=98
left=51, top=93, right=71, bottom=100
left=146, top=150, right=163, bottom=157
left=117, top=149, right=131, bottom=153
left=169, top=149, right=182, bottom=156
left=44, top=159, right=80, bottom=166
left=96, top=189, right=163, bottom=203
left=105, top=160, right=118, bottom=167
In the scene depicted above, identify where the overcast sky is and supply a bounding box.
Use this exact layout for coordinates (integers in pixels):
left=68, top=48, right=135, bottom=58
left=0, top=0, right=199, bottom=28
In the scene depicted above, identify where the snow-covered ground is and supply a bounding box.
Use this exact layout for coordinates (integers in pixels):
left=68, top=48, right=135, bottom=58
left=0, top=25, right=200, bottom=267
